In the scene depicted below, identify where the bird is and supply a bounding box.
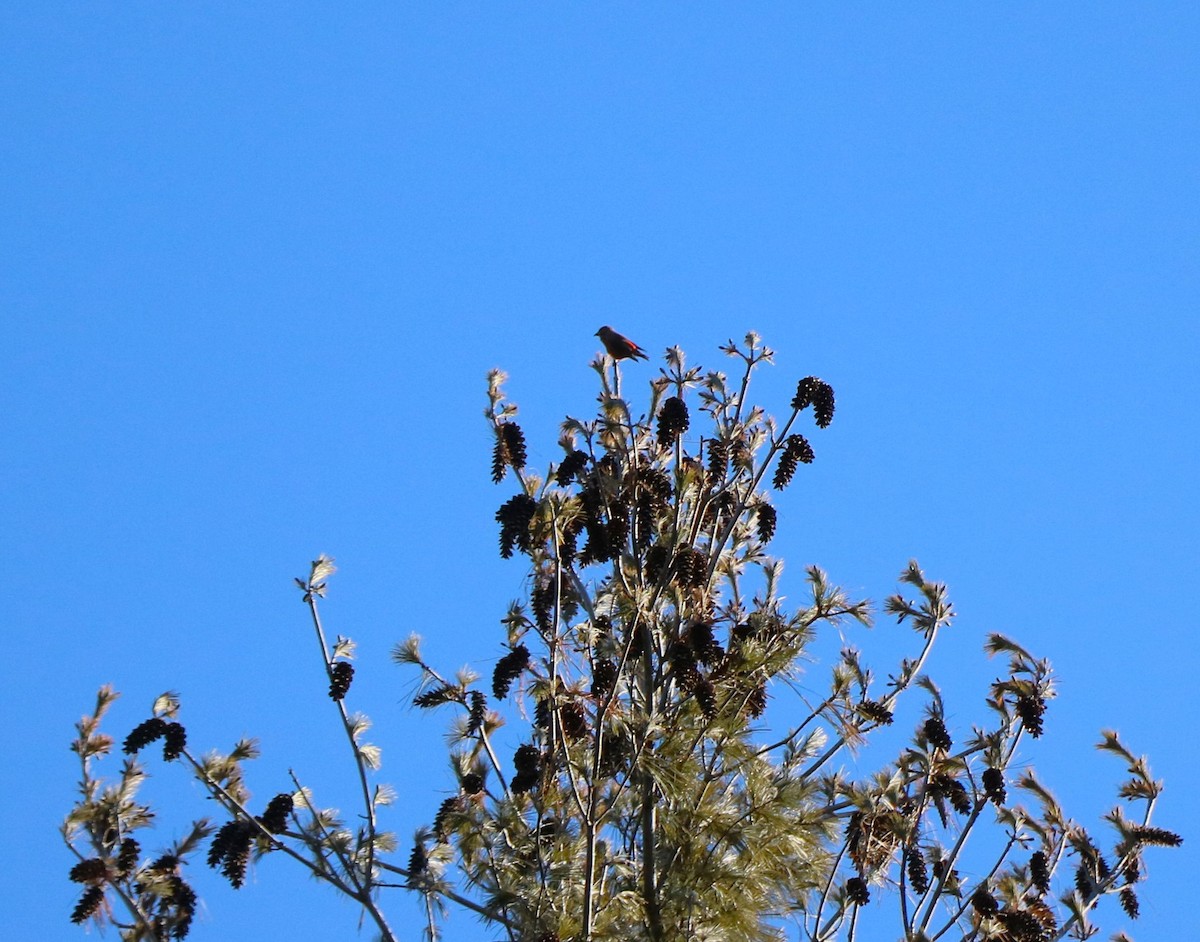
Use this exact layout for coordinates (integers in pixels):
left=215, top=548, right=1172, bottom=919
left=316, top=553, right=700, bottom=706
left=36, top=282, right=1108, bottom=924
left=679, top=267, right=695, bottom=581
left=595, top=325, right=649, bottom=361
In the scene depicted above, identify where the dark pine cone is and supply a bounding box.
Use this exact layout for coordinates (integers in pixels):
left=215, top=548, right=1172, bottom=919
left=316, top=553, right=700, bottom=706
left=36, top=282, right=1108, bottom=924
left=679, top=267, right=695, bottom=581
left=466, top=690, right=487, bottom=735
left=146, top=854, right=179, bottom=874
left=492, top=644, right=531, bottom=699
left=413, top=683, right=458, bottom=709
left=433, top=796, right=462, bottom=841
left=491, top=421, right=527, bottom=482
left=744, top=679, right=768, bottom=718
left=257, top=793, right=294, bottom=834
left=166, top=876, right=196, bottom=937
left=591, top=657, right=618, bottom=700
left=605, top=498, right=630, bottom=553
left=123, top=717, right=167, bottom=755
left=687, top=620, right=724, bottom=666
left=971, top=886, right=999, bottom=916
left=998, top=909, right=1047, bottom=942
left=923, top=716, right=952, bottom=751
left=162, top=722, right=187, bottom=761
left=657, top=396, right=690, bottom=444
left=755, top=502, right=777, bottom=543
left=645, top=543, right=671, bottom=581
left=907, top=846, right=929, bottom=895
left=772, top=434, right=814, bottom=489
left=858, top=700, right=894, bottom=725
left=947, top=779, right=971, bottom=815
left=207, top=819, right=254, bottom=889
left=982, top=767, right=1006, bottom=806
left=496, top=493, right=537, bottom=559
left=674, top=547, right=708, bottom=588
left=1129, top=825, right=1183, bottom=847
left=792, top=376, right=836, bottom=428
left=511, top=743, right=542, bottom=793
left=1015, top=695, right=1046, bottom=737
left=1029, top=850, right=1050, bottom=893
left=555, top=449, right=589, bottom=486
left=116, top=838, right=140, bottom=876
left=69, top=858, right=108, bottom=884
left=929, top=772, right=970, bottom=815
left=845, top=876, right=870, bottom=905
left=407, top=842, right=428, bottom=881
left=706, top=438, right=728, bottom=479
left=531, top=572, right=555, bottom=634
left=695, top=677, right=717, bottom=719
left=328, top=661, right=354, bottom=701
left=70, top=886, right=105, bottom=925
left=559, top=699, right=589, bottom=740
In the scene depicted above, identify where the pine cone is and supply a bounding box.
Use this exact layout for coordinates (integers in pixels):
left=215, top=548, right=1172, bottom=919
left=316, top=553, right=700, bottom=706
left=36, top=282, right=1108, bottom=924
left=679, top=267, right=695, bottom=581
left=68, top=858, right=108, bottom=884
left=792, top=376, right=836, bottom=428
left=162, top=722, right=187, bottom=761
left=258, top=794, right=294, bottom=834
left=907, top=846, right=929, bottom=894
left=772, top=435, right=814, bottom=489
left=531, top=572, right=555, bottom=633
left=657, top=396, right=690, bottom=444
left=559, top=699, right=588, bottom=740
left=591, top=658, right=618, bottom=700
left=1029, top=850, right=1050, bottom=893
left=496, top=494, right=538, bottom=559
left=328, top=661, right=354, bottom=701
left=70, top=886, right=105, bottom=925
left=755, top=502, right=777, bottom=543
left=413, top=683, right=457, bottom=709
left=982, top=767, right=1006, bottom=806
left=923, top=716, right=952, bottom=751
left=706, top=438, right=728, bottom=479
left=1015, top=695, right=1046, bottom=737
left=492, top=645, right=531, bottom=699
left=433, top=796, right=462, bottom=841
left=858, top=700, right=894, bottom=725
left=466, top=691, right=487, bottom=735
left=971, top=886, right=999, bottom=916
left=511, top=744, right=542, bottom=793
left=491, top=422, right=527, bottom=482
left=407, top=842, right=428, bottom=883
left=123, top=717, right=167, bottom=754
left=208, top=820, right=254, bottom=889
left=845, top=876, right=870, bottom=905
left=744, top=679, right=768, bottom=718
left=555, top=449, right=589, bottom=485
left=116, top=838, right=140, bottom=876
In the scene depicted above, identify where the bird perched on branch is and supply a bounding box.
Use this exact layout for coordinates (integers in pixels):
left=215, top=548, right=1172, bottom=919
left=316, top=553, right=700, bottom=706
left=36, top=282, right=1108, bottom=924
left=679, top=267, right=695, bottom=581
left=595, top=325, right=649, bottom=361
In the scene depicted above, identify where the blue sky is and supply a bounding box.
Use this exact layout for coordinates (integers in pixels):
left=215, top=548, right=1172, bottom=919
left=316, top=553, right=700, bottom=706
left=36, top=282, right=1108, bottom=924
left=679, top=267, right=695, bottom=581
left=4, top=5, right=1197, bottom=940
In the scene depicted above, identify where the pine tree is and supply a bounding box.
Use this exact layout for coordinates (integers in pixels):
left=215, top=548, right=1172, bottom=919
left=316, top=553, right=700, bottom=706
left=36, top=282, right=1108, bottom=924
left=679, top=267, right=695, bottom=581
left=63, top=335, right=1179, bottom=941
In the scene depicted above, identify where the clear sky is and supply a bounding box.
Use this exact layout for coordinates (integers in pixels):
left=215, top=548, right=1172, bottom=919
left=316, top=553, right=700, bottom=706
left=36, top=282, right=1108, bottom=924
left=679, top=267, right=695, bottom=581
left=4, top=5, right=1197, bottom=940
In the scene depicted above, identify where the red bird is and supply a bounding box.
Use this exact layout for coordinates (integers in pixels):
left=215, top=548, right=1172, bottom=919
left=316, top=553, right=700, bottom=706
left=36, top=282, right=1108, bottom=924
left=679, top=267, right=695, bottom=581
left=595, top=325, right=649, bottom=362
